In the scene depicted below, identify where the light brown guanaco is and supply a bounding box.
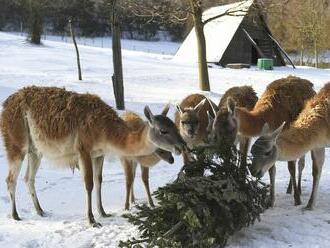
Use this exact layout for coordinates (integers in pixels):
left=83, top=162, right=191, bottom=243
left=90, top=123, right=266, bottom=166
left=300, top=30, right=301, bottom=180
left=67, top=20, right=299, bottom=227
left=250, top=82, right=330, bottom=209
left=207, top=76, right=316, bottom=207
left=0, top=86, right=186, bottom=227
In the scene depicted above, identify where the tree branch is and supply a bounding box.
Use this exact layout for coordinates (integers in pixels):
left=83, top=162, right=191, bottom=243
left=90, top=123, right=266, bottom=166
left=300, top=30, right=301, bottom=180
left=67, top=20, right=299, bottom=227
left=202, top=1, right=250, bottom=26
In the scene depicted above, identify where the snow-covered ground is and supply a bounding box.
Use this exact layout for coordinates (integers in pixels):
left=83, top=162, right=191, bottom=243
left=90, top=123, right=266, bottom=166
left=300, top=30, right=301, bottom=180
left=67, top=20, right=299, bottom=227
left=12, top=32, right=181, bottom=55
left=0, top=32, right=330, bottom=247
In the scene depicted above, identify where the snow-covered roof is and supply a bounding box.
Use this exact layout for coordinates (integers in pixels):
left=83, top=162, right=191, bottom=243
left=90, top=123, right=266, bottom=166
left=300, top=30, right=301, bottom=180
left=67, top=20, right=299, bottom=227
left=174, top=0, right=253, bottom=63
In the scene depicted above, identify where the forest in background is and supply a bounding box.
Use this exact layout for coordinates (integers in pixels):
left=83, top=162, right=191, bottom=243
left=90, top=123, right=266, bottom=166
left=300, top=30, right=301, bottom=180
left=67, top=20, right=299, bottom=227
left=1, top=0, right=329, bottom=65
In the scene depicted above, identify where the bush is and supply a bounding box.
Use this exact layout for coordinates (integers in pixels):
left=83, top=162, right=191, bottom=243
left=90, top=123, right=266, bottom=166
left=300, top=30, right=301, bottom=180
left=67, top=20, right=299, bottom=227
left=119, top=144, right=270, bottom=248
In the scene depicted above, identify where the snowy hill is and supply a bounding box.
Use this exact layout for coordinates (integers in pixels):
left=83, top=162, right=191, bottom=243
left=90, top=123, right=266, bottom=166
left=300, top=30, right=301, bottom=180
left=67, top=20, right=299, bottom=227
left=0, top=32, right=330, bottom=247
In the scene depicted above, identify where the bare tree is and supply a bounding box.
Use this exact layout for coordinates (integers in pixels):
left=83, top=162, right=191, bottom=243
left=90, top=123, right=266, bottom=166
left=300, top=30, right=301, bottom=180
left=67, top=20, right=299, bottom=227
left=126, top=0, right=250, bottom=91
left=28, top=0, right=43, bottom=44
left=110, top=0, right=125, bottom=110
left=293, top=0, right=327, bottom=67
left=266, top=0, right=330, bottom=67
left=69, top=19, right=82, bottom=81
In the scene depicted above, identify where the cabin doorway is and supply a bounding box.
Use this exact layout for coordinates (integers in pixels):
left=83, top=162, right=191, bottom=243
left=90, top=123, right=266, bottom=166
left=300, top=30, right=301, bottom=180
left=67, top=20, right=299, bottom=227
left=251, top=39, right=260, bottom=64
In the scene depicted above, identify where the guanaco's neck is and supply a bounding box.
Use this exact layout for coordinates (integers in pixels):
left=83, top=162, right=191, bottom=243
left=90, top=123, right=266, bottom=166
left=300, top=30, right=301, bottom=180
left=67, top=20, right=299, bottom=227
left=237, top=107, right=265, bottom=137
left=105, top=123, right=156, bottom=157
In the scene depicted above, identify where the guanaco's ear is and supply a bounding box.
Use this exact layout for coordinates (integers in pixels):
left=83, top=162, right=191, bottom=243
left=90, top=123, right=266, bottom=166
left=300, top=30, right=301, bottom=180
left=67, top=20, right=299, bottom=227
left=206, top=97, right=218, bottom=117
left=161, top=103, right=170, bottom=116
left=207, top=111, right=214, bottom=125
left=227, top=97, right=236, bottom=116
left=194, top=98, right=206, bottom=114
left=206, top=111, right=214, bottom=132
left=144, top=106, right=155, bottom=126
left=260, top=122, right=271, bottom=136
left=176, top=104, right=183, bottom=115
left=269, top=122, right=285, bottom=141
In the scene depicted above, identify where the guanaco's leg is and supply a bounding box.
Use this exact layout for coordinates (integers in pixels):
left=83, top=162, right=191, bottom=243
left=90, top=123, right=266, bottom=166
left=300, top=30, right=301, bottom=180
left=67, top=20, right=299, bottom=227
left=286, top=162, right=293, bottom=194
left=92, top=156, right=111, bottom=217
left=287, top=160, right=301, bottom=206
left=305, top=148, right=325, bottom=210
left=130, top=161, right=138, bottom=204
left=239, top=137, right=250, bottom=166
left=297, top=155, right=305, bottom=195
left=25, top=152, right=45, bottom=216
left=268, top=165, right=276, bottom=208
left=141, top=166, right=154, bottom=207
left=182, top=151, right=190, bottom=165
left=6, top=154, right=25, bottom=220
left=79, top=148, right=100, bottom=227
left=121, top=158, right=134, bottom=210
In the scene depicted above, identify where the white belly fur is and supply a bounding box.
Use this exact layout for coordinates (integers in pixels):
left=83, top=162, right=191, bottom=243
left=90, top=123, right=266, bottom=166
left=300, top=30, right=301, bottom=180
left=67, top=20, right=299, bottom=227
left=28, top=122, right=78, bottom=167
left=26, top=113, right=105, bottom=168
left=25, top=113, right=147, bottom=167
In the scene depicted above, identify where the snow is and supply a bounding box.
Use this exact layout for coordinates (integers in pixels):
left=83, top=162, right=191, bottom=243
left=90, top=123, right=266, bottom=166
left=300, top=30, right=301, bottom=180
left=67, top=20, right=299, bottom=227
left=174, top=0, right=253, bottom=63
left=0, top=31, right=330, bottom=247
left=12, top=32, right=181, bottom=55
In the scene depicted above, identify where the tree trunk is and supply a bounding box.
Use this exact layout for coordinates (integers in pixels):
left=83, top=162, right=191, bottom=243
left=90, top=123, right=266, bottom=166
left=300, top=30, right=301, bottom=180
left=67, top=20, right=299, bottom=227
left=300, top=43, right=304, bottom=66
left=190, top=0, right=210, bottom=91
left=69, top=19, right=82, bottom=80
left=111, top=0, right=125, bottom=110
left=28, top=0, right=43, bottom=45
left=314, top=39, right=318, bottom=68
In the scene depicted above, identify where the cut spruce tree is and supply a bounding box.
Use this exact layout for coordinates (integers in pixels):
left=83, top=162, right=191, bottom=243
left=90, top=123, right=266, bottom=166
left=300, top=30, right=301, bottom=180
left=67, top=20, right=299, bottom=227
left=119, top=143, right=270, bottom=248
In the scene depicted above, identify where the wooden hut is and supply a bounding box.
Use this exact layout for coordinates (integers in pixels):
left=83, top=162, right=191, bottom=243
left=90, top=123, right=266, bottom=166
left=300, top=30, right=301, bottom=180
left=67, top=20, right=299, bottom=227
left=174, top=0, right=293, bottom=67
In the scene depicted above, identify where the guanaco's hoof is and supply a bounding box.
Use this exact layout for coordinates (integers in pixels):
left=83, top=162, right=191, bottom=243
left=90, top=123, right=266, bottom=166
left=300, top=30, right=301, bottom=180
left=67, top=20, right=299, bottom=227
left=100, top=212, right=112, bottom=218
left=12, top=212, right=21, bottom=221
left=294, top=198, right=302, bottom=206
left=91, top=222, right=102, bottom=228
left=37, top=210, right=47, bottom=217
left=303, top=205, right=314, bottom=211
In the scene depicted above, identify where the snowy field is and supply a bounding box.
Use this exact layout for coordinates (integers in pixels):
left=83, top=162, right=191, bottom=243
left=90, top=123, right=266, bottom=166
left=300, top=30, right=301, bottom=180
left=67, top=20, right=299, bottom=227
left=12, top=32, right=181, bottom=55
left=0, top=32, right=330, bottom=247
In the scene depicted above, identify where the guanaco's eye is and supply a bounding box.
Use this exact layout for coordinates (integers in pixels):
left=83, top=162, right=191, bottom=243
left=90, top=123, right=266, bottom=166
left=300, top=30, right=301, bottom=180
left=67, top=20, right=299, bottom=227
left=160, top=129, right=168, bottom=135
left=265, top=150, right=272, bottom=156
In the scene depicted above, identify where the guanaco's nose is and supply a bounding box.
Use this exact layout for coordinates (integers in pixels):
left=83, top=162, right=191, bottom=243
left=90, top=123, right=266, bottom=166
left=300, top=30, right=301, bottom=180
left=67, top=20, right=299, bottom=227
left=188, top=128, right=195, bottom=136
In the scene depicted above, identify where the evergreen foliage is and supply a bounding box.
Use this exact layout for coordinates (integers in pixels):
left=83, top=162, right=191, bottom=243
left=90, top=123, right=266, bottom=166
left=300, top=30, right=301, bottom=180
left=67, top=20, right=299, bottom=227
left=119, top=143, right=270, bottom=248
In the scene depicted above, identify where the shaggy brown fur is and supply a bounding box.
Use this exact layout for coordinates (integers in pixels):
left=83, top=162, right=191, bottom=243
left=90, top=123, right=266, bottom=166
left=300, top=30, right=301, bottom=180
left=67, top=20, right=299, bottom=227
left=278, top=82, right=330, bottom=160
left=225, top=77, right=316, bottom=207
left=218, top=86, right=258, bottom=110
left=238, top=76, right=315, bottom=136
left=251, top=83, right=330, bottom=209
left=0, top=86, right=131, bottom=159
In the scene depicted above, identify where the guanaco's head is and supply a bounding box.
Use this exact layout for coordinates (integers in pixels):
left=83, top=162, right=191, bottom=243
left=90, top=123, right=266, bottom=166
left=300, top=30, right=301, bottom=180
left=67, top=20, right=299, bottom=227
left=249, top=122, right=284, bottom=178
left=154, top=148, right=174, bottom=164
left=207, top=97, right=239, bottom=145
left=144, top=104, right=186, bottom=155
left=176, top=99, right=206, bottom=140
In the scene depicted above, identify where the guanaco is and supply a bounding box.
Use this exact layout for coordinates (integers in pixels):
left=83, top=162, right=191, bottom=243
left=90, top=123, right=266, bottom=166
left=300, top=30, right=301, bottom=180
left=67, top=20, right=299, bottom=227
left=175, top=93, right=218, bottom=163
left=250, top=82, right=330, bottom=209
left=207, top=86, right=258, bottom=165
left=121, top=148, right=174, bottom=210
left=119, top=111, right=174, bottom=210
left=0, top=86, right=186, bottom=227
left=208, top=76, right=316, bottom=207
